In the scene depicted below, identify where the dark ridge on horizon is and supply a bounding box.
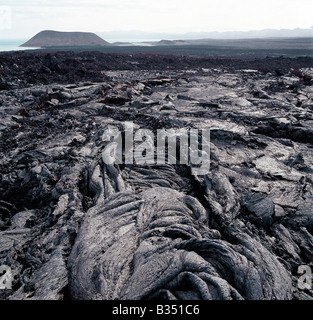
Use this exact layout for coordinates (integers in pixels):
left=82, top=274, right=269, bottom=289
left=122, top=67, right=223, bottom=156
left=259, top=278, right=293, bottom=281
left=20, top=30, right=110, bottom=48
left=13, top=29, right=313, bottom=58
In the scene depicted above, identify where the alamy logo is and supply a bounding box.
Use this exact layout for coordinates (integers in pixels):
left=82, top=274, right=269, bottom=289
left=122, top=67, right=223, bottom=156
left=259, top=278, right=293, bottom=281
left=297, top=265, right=312, bottom=290
left=0, top=265, right=12, bottom=290
left=0, top=6, right=12, bottom=30
left=101, top=122, right=211, bottom=175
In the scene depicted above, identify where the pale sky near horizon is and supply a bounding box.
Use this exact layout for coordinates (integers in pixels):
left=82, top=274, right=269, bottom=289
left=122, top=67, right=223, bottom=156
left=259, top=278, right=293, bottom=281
left=0, top=0, right=312, bottom=39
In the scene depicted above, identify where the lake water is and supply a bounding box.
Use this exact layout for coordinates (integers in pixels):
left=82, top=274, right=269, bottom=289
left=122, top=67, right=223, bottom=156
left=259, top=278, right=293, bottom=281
left=0, top=39, right=34, bottom=52
left=0, top=38, right=158, bottom=52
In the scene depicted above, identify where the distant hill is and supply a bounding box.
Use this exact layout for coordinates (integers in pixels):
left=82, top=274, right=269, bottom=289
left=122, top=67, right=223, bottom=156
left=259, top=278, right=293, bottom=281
left=20, top=30, right=110, bottom=48
left=157, top=37, right=313, bottom=50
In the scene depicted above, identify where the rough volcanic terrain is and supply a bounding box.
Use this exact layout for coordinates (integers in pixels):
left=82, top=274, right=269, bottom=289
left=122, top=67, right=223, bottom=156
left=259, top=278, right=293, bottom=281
left=0, top=51, right=313, bottom=300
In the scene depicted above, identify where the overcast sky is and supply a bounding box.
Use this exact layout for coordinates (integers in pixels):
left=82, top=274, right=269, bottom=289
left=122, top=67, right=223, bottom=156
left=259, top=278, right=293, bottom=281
left=0, top=0, right=312, bottom=39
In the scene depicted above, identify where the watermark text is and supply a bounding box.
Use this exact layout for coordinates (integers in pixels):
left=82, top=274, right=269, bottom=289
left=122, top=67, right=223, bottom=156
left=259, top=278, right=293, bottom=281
left=0, top=265, right=12, bottom=290
left=0, top=6, right=12, bottom=30
left=298, top=265, right=312, bottom=290
left=101, top=122, right=211, bottom=175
